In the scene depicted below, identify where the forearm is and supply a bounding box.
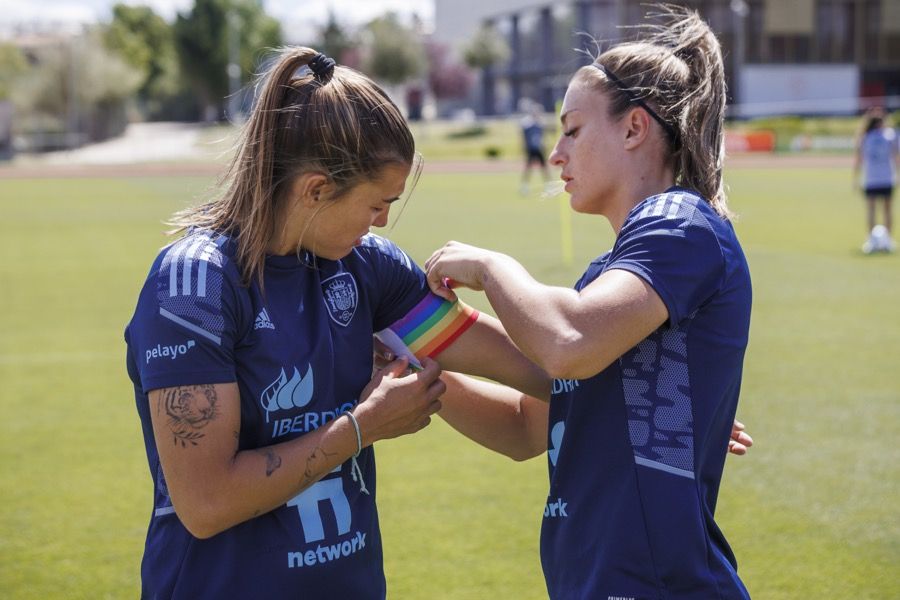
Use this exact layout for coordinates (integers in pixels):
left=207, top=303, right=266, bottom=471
left=480, top=253, right=583, bottom=375
left=170, top=414, right=359, bottom=538
left=479, top=256, right=669, bottom=379
left=156, top=362, right=444, bottom=538
left=481, top=357, right=550, bottom=403
left=437, top=312, right=552, bottom=400
left=438, top=371, right=547, bottom=462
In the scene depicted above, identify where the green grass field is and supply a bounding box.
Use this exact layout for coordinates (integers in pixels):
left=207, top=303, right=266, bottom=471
left=1, top=164, right=898, bottom=599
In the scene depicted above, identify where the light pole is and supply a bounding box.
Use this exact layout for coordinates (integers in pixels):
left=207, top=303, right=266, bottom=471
left=730, top=0, right=749, bottom=119
left=66, top=34, right=81, bottom=148
left=227, top=8, right=243, bottom=123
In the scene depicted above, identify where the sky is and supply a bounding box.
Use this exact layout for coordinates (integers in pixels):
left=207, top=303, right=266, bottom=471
left=1, top=0, right=434, bottom=42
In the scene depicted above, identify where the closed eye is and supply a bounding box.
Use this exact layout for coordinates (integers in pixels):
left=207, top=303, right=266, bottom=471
left=563, top=127, right=579, bottom=137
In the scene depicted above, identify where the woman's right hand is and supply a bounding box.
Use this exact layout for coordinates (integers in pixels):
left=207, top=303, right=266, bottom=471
left=353, top=356, right=445, bottom=445
left=424, top=241, right=498, bottom=301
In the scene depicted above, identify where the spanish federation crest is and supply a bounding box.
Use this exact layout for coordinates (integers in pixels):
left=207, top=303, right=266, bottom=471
left=321, top=272, right=358, bottom=327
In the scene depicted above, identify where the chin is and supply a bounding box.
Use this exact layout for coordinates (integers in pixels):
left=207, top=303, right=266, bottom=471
left=309, top=246, right=348, bottom=261
left=568, top=194, right=592, bottom=214
left=569, top=192, right=605, bottom=215
left=330, top=249, right=355, bottom=261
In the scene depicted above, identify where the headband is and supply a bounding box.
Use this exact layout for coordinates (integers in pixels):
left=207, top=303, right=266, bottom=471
left=590, top=64, right=678, bottom=145
left=309, top=52, right=336, bottom=78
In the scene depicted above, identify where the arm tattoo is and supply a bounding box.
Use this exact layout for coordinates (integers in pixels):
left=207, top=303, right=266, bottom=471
left=159, top=385, right=219, bottom=447
left=298, top=446, right=338, bottom=489
left=261, top=448, right=282, bottom=477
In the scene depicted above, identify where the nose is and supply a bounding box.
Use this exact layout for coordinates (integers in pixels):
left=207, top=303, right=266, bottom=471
left=549, top=139, right=565, bottom=167
left=373, top=207, right=390, bottom=228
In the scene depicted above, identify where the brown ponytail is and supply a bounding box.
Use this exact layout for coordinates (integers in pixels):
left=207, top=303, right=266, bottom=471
left=574, top=5, right=731, bottom=218
left=169, top=47, right=418, bottom=287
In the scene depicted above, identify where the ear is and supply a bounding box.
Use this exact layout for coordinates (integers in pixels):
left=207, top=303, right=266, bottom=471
left=290, top=173, right=333, bottom=207
left=622, top=106, right=651, bottom=150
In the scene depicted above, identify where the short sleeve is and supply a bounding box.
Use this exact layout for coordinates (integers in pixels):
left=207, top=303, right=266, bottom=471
left=358, top=234, right=431, bottom=329
left=126, top=233, right=246, bottom=393
left=359, top=235, right=478, bottom=360
left=605, top=193, right=724, bottom=327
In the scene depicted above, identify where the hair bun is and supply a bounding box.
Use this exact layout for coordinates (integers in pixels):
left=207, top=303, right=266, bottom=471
left=309, top=53, right=336, bottom=78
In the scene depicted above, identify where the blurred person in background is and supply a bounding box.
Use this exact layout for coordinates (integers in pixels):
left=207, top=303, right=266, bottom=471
left=426, top=6, right=754, bottom=599
left=519, top=98, right=552, bottom=196
left=854, top=107, right=898, bottom=253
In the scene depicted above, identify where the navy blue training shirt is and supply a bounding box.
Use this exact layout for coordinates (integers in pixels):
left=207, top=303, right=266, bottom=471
left=125, top=232, right=432, bottom=599
left=541, top=189, right=752, bottom=600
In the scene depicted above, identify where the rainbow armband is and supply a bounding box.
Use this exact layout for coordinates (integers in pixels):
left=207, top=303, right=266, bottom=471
left=376, top=294, right=479, bottom=369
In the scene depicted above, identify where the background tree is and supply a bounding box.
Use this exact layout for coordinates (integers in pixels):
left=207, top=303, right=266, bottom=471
left=103, top=3, right=182, bottom=119
left=173, top=0, right=282, bottom=121
left=425, top=41, right=474, bottom=102
left=0, top=44, right=28, bottom=102
left=462, top=23, right=510, bottom=69
left=11, top=31, right=141, bottom=143
left=462, top=23, right=509, bottom=116
left=362, top=13, right=425, bottom=85
left=0, top=43, right=28, bottom=157
left=317, top=10, right=356, bottom=66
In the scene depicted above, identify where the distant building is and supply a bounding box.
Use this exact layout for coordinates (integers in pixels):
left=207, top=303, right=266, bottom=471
left=434, top=0, right=900, bottom=117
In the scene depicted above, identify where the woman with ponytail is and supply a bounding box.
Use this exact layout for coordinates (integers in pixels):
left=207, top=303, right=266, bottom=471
left=854, top=107, right=898, bottom=253
left=124, top=47, right=548, bottom=599
left=426, top=6, right=753, bottom=598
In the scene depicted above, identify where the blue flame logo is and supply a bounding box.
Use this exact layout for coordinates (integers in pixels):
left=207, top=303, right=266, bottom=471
left=260, top=365, right=315, bottom=423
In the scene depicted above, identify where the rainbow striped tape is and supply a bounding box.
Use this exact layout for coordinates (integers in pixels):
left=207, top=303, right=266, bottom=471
left=386, top=294, right=479, bottom=362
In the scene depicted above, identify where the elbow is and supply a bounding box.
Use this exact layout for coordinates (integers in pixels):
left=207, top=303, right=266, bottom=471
left=532, top=331, right=578, bottom=379
left=537, top=329, right=584, bottom=379
left=540, top=358, right=582, bottom=381
left=170, top=496, right=232, bottom=540
left=538, top=343, right=615, bottom=382
left=544, top=362, right=607, bottom=381
left=508, top=446, right=543, bottom=462
left=507, top=428, right=547, bottom=463
left=176, top=507, right=224, bottom=540
left=185, top=524, right=218, bottom=540
left=183, top=518, right=225, bottom=540
left=536, top=338, right=600, bottom=381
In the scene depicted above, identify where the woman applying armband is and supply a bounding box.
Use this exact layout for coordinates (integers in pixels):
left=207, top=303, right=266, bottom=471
left=426, top=7, right=753, bottom=599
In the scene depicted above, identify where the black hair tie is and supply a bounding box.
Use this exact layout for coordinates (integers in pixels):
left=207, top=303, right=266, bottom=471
left=309, top=53, right=336, bottom=78
left=591, top=63, right=679, bottom=146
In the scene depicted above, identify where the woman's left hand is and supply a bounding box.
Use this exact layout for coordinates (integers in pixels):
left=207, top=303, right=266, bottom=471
left=728, top=419, right=753, bottom=456
left=424, top=241, right=495, bottom=301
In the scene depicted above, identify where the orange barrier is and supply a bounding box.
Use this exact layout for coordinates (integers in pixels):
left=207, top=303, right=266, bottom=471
left=724, top=130, right=776, bottom=153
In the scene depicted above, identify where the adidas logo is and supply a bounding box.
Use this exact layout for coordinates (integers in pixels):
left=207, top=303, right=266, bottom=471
left=254, top=308, right=275, bottom=330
